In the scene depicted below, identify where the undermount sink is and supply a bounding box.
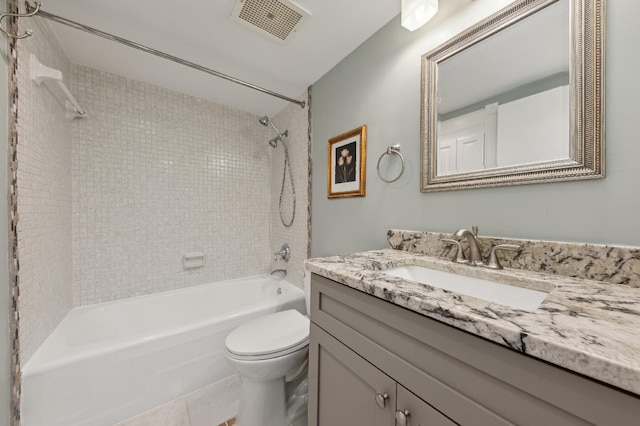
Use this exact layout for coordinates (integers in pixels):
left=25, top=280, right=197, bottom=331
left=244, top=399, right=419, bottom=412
left=382, top=265, right=548, bottom=310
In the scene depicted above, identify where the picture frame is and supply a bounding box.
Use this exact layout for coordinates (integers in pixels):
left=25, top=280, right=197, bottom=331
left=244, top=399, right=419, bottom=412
left=327, top=125, right=367, bottom=198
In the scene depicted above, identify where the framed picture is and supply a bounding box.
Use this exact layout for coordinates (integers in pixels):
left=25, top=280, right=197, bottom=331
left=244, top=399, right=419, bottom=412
left=327, top=125, right=367, bottom=198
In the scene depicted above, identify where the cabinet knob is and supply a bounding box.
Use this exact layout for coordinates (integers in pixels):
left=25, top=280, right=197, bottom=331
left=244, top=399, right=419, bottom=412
left=375, top=392, right=389, bottom=408
left=395, top=409, right=410, bottom=426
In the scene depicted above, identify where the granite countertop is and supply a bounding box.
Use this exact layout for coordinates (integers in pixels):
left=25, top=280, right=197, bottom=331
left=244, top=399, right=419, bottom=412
left=305, top=249, right=640, bottom=396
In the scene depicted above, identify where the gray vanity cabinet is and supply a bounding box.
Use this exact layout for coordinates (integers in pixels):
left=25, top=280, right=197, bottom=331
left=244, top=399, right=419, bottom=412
left=310, top=323, right=396, bottom=426
left=396, top=384, right=457, bottom=426
left=308, top=274, right=640, bottom=426
left=310, top=323, right=456, bottom=426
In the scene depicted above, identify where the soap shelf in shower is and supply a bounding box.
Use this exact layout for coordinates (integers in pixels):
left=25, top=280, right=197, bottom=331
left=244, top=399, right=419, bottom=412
left=30, top=53, right=86, bottom=119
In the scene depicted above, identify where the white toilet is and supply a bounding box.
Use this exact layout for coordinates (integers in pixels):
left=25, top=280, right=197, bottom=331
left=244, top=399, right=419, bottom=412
left=224, top=276, right=311, bottom=426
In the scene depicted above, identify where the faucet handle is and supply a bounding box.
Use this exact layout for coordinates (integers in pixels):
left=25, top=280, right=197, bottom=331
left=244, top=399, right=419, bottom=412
left=472, top=225, right=478, bottom=236
left=487, top=244, right=520, bottom=269
left=274, top=243, right=291, bottom=262
left=442, top=239, right=468, bottom=264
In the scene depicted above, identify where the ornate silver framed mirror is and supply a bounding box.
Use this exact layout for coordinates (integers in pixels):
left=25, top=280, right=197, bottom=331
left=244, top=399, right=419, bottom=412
left=420, top=0, right=604, bottom=192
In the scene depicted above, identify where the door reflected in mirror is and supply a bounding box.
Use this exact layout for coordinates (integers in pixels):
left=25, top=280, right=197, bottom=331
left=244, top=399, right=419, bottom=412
left=436, top=0, right=569, bottom=175
left=421, top=0, right=604, bottom=191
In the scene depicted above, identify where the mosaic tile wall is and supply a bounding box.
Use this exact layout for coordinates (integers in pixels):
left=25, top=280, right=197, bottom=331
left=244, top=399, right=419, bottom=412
left=15, top=16, right=74, bottom=365
left=71, top=65, right=274, bottom=305
left=8, top=1, right=20, bottom=423
left=269, top=91, right=310, bottom=289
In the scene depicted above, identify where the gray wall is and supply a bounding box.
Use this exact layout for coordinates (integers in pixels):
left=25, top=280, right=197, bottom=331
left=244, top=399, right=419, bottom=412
left=311, top=0, right=640, bottom=257
left=1, top=3, right=11, bottom=422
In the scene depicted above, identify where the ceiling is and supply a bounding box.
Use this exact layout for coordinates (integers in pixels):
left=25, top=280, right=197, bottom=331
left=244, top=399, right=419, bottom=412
left=39, top=0, right=401, bottom=116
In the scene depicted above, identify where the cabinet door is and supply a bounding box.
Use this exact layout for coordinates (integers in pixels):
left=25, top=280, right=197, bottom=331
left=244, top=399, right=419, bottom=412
left=309, top=323, right=396, bottom=426
left=396, top=384, right=458, bottom=426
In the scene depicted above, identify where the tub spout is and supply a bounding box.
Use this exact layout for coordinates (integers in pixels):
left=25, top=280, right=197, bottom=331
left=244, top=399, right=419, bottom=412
left=271, top=269, right=287, bottom=277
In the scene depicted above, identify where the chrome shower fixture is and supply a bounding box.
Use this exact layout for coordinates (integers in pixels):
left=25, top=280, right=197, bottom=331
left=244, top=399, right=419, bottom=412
left=258, top=115, right=288, bottom=141
left=274, top=244, right=291, bottom=262
left=259, top=114, right=296, bottom=227
left=259, top=115, right=288, bottom=147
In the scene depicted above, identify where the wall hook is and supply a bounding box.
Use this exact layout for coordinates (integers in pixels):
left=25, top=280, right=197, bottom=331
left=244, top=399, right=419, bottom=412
left=0, top=2, right=40, bottom=39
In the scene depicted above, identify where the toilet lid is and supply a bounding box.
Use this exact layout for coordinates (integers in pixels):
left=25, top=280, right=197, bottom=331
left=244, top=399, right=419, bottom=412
left=225, top=310, right=310, bottom=357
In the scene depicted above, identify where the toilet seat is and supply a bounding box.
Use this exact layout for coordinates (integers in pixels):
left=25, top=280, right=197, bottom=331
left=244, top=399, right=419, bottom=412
left=225, top=310, right=309, bottom=361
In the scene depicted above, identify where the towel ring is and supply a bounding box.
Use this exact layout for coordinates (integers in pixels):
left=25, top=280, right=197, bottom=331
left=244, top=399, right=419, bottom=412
left=377, top=144, right=405, bottom=183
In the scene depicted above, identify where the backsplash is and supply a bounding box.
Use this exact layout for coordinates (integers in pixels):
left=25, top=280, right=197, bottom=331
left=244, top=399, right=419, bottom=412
left=387, top=229, right=640, bottom=287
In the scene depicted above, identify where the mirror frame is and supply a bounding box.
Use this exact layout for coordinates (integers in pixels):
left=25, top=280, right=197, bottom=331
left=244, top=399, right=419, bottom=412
left=420, top=0, right=604, bottom=192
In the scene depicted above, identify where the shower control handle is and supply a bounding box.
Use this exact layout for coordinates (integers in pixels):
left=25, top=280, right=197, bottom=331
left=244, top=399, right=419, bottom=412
left=274, top=243, right=290, bottom=262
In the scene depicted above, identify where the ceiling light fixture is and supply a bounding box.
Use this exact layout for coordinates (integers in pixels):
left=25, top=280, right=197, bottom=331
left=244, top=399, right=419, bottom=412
left=401, top=0, right=438, bottom=31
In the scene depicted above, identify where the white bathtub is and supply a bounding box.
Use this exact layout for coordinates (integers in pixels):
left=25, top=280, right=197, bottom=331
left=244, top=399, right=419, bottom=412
left=21, top=274, right=306, bottom=426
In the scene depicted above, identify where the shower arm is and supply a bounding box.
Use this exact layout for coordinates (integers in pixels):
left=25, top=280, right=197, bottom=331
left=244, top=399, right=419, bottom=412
left=269, top=122, right=288, bottom=141
left=259, top=116, right=288, bottom=139
left=268, top=121, right=283, bottom=137
left=21, top=2, right=305, bottom=109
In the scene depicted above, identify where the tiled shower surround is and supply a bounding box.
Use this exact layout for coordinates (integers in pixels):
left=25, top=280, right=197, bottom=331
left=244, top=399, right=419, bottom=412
left=71, top=65, right=276, bottom=305
left=16, top=15, right=74, bottom=367
left=270, top=94, right=311, bottom=288
left=16, top=14, right=309, bottom=373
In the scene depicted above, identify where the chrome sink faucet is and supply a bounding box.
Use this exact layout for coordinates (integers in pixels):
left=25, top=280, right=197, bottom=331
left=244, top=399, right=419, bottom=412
left=454, top=226, right=484, bottom=266
left=443, top=226, right=520, bottom=269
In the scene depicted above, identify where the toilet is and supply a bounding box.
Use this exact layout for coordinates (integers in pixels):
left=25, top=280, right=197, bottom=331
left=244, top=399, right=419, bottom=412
left=224, top=275, right=311, bottom=426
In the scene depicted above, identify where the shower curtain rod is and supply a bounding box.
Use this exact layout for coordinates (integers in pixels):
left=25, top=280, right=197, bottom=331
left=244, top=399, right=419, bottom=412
left=23, top=2, right=306, bottom=109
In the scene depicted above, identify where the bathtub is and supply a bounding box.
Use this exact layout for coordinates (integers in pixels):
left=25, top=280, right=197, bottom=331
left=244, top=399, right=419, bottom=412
left=21, top=274, right=306, bottom=426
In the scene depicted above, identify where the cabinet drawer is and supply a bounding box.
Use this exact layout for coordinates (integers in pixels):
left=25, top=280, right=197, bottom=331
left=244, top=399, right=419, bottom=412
left=311, top=274, right=640, bottom=425
left=397, top=384, right=457, bottom=426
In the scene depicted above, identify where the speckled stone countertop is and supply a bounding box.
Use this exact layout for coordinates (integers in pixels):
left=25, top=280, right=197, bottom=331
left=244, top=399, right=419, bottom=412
left=305, top=249, right=640, bottom=396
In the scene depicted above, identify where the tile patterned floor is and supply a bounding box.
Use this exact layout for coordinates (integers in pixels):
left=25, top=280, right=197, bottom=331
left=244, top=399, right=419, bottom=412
left=116, top=375, right=241, bottom=425
left=216, top=417, right=237, bottom=426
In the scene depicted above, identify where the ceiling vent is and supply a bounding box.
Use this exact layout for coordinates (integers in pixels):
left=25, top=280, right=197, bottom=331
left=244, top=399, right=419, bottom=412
left=230, top=0, right=310, bottom=43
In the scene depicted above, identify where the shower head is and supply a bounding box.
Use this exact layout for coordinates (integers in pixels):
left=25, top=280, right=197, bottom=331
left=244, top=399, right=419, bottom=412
left=258, top=115, right=285, bottom=138
left=258, top=116, right=270, bottom=127
left=268, top=137, right=279, bottom=148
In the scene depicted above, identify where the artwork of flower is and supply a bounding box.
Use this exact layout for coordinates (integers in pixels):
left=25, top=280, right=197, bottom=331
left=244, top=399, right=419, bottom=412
left=335, top=142, right=357, bottom=183
left=328, top=126, right=366, bottom=198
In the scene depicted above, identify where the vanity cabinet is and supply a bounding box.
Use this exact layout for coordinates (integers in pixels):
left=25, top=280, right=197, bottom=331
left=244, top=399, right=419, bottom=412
left=312, top=322, right=456, bottom=426
left=308, top=274, right=640, bottom=426
left=396, top=384, right=457, bottom=426
left=311, top=323, right=395, bottom=426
